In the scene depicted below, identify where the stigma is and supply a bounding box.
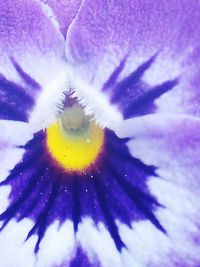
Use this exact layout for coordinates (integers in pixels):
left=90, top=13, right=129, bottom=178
left=46, top=103, right=104, bottom=172
left=61, top=103, right=91, bottom=133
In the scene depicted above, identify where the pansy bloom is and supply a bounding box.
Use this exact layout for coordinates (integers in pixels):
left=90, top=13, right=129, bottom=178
left=0, top=1, right=200, bottom=266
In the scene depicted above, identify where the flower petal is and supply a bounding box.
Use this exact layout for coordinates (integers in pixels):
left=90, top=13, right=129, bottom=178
left=77, top=219, right=123, bottom=267
left=0, top=122, right=35, bottom=265
left=0, top=0, right=69, bottom=122
left=0, top=219, right=36, bottom=267
left=118, top=114, right=200, bottom=199
left=117, top=114, right=200, bottom=266
left=0, top=71, right=40, bottom=122
left=65, top=0, right=200, bottom=120
left=39, top=0, right=82, bottom=37
left=0, top=120, right=32, bottom=227
left=0, top=120, right=32, bottom=186
left=0, top=0, right=65, bottom=81
left=36, top=221, right=75, bottom=267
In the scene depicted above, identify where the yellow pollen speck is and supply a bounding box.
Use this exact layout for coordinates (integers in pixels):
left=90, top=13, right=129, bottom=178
left=46, top=119, right=104, bottom=172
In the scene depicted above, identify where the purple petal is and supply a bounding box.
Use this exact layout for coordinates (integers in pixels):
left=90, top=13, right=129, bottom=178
left=0, top=0, right=69, bottom=122
left=66, top=0, right=200, bottom=71
left=0, top=0, right=65, bottom=75
left=66, top=0, right=200, bottom=118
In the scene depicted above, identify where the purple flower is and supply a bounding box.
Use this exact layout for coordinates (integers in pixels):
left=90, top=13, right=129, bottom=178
left=0, top=1, right=200, bottom=267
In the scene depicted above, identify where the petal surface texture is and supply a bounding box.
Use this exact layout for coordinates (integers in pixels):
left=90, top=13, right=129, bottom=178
left=0, top=0, right=71, bottom=124
left=39, top=0, right=82, bottom=37
left=0, top=1, right=200, bottom=267
left=66, top=0, right=200, bottom=125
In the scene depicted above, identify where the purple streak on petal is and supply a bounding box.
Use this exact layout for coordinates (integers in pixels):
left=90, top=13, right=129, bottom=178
left=18, top=178, right=49, bottom=221
left=69, top=247, right=100, bottom=267
left=105, top=130, right=157, bottom=178
left=0, top=166, right=45, bottom=230
left=0, top=62, right=41, bottom=121
left=66, top=0, right=200, bottom=118
left=123, top=78, right=179, bottom=119
left=102, top=54, right=178, bottom=118
left=32, top=180, right=59, bottom=253
left=102, top=56, right=127, bottom=92
left=111, top=54, right=157, bottom=102
left=0, top=127, right=163, bottom=252
left=0, top=74, right=34, bottom=121
left=72, top=176, right=104, bottom=225
left=20, top=130, right=46, bottom=149
left=1, top=139, right=44, bottom=186
left=72, top=176, right=81, bottom=232
left=92, top=173, right=126, bottom=251
left=103, top=158, right=166, bottom=234
left=19, top=168, right=53, bottom=224
left=0, top=103, right=28, bottom=122
left=11, top=58, right=41, bottom=90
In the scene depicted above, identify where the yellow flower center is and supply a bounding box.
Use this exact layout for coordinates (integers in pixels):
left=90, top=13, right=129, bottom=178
left=46, top=104, right=104, bottom=172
